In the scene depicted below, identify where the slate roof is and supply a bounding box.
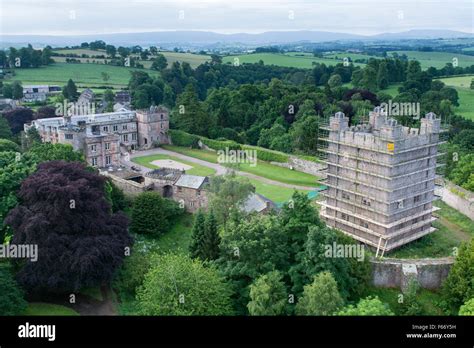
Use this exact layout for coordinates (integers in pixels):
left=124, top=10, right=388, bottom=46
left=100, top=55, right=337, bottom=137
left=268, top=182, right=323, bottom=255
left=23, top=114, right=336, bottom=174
left=241, top=192, right=276, bottom=213
left=174, top=175, right=208, bottom=189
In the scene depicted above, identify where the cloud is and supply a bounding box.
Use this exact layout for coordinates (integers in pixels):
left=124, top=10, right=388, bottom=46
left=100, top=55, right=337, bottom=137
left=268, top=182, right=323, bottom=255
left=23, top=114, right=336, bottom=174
left=0, top=0, right=472, bottom=35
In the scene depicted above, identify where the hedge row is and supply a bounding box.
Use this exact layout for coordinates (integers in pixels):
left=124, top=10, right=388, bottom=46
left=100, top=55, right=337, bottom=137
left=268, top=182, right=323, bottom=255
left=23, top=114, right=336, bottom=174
left=200, top=137, right=241, bottom=151
left=242, top=145, right=289, bottom=163
left=169, top=129, right=200, bottom=148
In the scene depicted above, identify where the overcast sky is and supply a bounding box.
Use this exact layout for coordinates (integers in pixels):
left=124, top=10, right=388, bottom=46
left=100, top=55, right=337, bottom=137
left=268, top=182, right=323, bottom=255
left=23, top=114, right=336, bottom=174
left=1, top=0, right=473, bottom=36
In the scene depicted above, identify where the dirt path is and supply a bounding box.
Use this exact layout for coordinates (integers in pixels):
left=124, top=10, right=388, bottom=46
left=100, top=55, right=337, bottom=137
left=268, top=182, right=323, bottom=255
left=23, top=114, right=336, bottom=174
left=436, top=214, right=472, bottom=241
left=126, top=147, right=319, bottom=191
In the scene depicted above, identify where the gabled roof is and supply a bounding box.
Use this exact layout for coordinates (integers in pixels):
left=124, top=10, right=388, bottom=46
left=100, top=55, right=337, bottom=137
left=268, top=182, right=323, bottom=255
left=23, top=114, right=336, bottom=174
left=241, top=192, right=277, bottom=213
left=174, top=175, right=208, bottom=189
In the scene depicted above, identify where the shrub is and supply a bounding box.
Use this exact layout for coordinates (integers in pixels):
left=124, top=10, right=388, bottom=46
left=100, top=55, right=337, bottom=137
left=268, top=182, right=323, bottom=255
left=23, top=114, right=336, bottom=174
left=130, top=192, right=183, bottom=236
left=200, top=137, right=241, bottom=151
left=137, top=253, right=233, bottom=315
left=0, top=262, right=27, bottom=315
left=242, top=145, right=289, bottom=163
left=169, top=129, right=200, bottom=148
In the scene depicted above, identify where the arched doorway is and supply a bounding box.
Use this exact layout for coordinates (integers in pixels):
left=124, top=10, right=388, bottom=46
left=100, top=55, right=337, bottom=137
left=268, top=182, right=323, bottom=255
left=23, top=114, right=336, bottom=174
left=163, top=185, right=173, bottom=198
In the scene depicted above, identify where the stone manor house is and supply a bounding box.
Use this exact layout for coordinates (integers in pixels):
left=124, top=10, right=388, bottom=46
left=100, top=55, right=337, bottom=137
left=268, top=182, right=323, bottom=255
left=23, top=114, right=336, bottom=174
left=25, top=106, right=170, bottom=168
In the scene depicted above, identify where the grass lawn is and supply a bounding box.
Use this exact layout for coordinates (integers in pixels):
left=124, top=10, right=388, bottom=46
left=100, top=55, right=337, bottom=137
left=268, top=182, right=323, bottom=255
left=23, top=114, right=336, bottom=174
left=437, top=75, right=474, bottom=121
left=362, top=286, right=446, bottom=315
left=24, top=303, right=79, bottom=316
left=390, top=51, right=474, bottom=69
left=132, top=154, right=216, bottom=176
left=162, top=145, right=320, bottom=187
left=388, top=200, right=473, bottom=258
left=222, top=52, right=365, bottom=69
left=162, top=145, right=219, bottom=163
left=238, top=160, right=319, bottom=188
left=247, top=178, right=310, bottom=203
left=9, top=62, right=159, bottom=89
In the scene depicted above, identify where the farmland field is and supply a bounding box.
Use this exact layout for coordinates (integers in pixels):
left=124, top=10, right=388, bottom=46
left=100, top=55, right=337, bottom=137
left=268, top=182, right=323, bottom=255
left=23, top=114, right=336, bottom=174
left=437, top=75, right=474, bottom=120
left=52, top=48, right=210, bottom=68
left=8, top=62, right=159, bottom=89
left=389, top=50, right=474, bottom=69
left=222, top=52, right=365, bottom=69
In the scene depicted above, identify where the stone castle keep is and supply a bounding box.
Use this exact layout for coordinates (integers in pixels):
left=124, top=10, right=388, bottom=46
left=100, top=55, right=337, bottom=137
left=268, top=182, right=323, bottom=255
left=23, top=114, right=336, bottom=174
left=319, top=108, right=443, bottom=255
left=26, top=106, right=170, bottom=168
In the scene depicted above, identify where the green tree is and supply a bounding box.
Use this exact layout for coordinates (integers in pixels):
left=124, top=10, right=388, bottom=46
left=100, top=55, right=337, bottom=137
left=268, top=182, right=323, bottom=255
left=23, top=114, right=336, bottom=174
left=208, top=174, right=254, bottom=230
left=376, top=61, right=389, bottom=90
left=470, top=79, right=474, bottom=90
left=62, top=79, right=78, bottom=101
left=28, top=143, right=84, bottom=163
left=442, top=240, right=474, bottom=309
left=104, top=89, right=115, bottom=103
left=337, top=296, right=394, bottom=316
left=459, top=298, right=474, bottom=316
left=295, top=271, right=344, bottom=316
left=0, top=116, right=13, bottom=140
left=151, top=54, right=168, bottom=71
left=129, top=191, right=182, bottom=236
left=189, top=210, right=206, bottom=258
left=0, top=263, right=27, bottom=315
left=247, top=270, right=288, bottom=316
left=2, top=84, right=13, bottom=98
left=328, top=74, right=342, bottom=89
left=450, top=154, right=474, bottom=190
left=216, top=214, right=291, bottom=314
left=0, top=139, right=20, bottom=152
left=174, top=83, right=214, bottom=137
left=202, top=210, right=221, bottom=260
left=12, top=81, right=23, bottom=100
left=137, top=253, right=233, bottom=315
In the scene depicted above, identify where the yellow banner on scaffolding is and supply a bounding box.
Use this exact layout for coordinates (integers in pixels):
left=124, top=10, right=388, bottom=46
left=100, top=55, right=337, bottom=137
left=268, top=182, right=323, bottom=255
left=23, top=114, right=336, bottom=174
left=387, top=143, right=394, bottom=152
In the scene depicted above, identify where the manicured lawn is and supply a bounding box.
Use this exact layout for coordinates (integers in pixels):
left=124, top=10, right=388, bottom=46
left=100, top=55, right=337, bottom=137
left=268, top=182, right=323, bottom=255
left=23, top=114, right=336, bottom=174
left=24, top=303, right=79, bottom=316
left=163, top=145, right=219, bottom=163
left=388, top=200, right=473, bottom=258
left=10, top=62, right=159, bottom=89
left=247, top=178, right=310, bottom=203
left=132, top=154, right=216, bottom=176
left=239, top=161, right=319, bottom=188
left=162, top=145, right=320, bottom=187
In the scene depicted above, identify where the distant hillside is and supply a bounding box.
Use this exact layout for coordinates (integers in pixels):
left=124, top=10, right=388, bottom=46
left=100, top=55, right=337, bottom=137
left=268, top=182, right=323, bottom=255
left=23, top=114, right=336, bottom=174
left=1, top=29, right=472, bottom=48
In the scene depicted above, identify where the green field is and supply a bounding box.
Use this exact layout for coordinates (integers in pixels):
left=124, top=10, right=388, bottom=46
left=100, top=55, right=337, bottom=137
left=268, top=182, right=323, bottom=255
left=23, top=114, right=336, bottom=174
left=390, top=51, right=474, bottom=69
left=222, top=52, right=365, bottom=69
left=53, top=48, right=210, bottom=68
left=247, top=178, right=310, bottom=203
left=24, top=303, right=79, bottom=316
left=437, top=75, right=474, bottom=120
left=132, top=154, right=216, bottom=176
left=9, top=62, right=159, bottom=88
left=323, top=52, right=377, bottom=63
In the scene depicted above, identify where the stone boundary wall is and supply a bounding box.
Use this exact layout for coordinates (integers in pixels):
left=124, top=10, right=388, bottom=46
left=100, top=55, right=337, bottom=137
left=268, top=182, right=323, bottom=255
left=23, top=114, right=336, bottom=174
left=371, top=257, right=454, bottom=290
left=435, top=179, right=474, bottom=220
left=269, top=156, right=327, bottom=176
left=101, top=171, right=148, bottom=196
